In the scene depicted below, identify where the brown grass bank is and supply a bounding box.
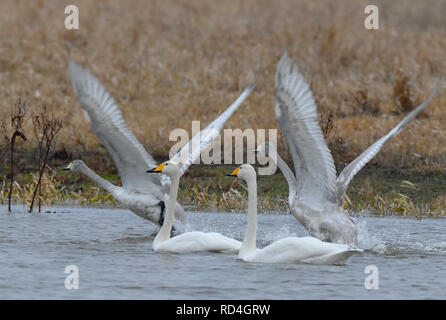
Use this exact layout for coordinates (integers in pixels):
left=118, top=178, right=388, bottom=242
left=0, top=0, right=445, bottom=214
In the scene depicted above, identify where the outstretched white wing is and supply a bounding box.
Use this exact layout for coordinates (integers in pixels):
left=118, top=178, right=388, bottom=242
left=171, top=80, right=255, bottom=177
left=336, top=84, right=438, bottom=206
left=69, top=61, right=163, bottom=197
left=275, top=52, right=337, bottom=207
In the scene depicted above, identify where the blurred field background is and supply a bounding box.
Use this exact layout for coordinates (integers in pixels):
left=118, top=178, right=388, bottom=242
left=0, top=0, right=445, bottom=214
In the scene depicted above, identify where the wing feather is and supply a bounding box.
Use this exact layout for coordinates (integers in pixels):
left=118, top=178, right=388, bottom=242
left=275, top=53, right=337, bottom=206
left=170, top=79, right=255, bottom=177
left=69, top=61, right=163, bottom=197
left=336, top=84, right=438, bottom=206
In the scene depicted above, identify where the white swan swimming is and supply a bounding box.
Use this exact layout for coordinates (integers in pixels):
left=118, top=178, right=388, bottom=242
left=225, top=164, right=362, bottom=264
left=256, top=52, right=437, bottom=245
left=64, top=61, right=255, bottom=231
left=146, top=160, right=242, bottom=253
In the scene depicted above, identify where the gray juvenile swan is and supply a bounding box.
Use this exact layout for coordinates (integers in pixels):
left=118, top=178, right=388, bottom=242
left=257, top=52, right=437, bottom=245
left=64, top=61, right=255, bottom=230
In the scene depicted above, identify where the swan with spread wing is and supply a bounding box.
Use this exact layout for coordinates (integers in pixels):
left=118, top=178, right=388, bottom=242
left=64, top=61, right=255, bottom=231
left=256, top=52, right=437, bottom=245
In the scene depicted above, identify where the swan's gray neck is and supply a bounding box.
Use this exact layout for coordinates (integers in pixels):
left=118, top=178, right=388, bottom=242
left=274, top=153, right=297, bottom=207
left=240, top=174, right=257, bottom=254
left=154, top=174, right=179, bottom=246
left=78, top=164, right=117, bottom=194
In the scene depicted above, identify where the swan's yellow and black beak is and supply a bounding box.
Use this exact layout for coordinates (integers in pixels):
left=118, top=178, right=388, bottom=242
left=62, top=162, right=73, bottom=171
left=225, top=167, right=240, bottom=177
left=147, top=163, right=165, bottom=173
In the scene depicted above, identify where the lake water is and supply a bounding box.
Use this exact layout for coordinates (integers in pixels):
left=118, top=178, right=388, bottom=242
left=0, top=205, right=445, bottom=299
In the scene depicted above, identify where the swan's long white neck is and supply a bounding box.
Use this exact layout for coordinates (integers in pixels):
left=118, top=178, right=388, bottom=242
left=240, top=172, right=258, bottom=256
left=154, top=173, right=179, bottom=246
left=78, top=164, right=117, bottom=194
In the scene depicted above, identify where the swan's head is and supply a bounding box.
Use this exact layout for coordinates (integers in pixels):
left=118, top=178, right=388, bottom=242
left=225, top=164, right=256, bottom=181
left=147, top=160, right=179, bottom=177
left=62, top=160, right=86, bottom=172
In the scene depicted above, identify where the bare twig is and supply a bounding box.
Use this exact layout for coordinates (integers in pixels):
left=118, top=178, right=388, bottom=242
left=4, top=100, right=27, bottom=212
left=29, top=106, right=62, bottom=213
left=1, top=119, right=8, bottom=161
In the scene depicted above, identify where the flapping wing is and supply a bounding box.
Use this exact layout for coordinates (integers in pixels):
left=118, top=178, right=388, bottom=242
left=170, top=79, right=255, bottom=177
left=275, top=53, right=337, bottom=207
left=336, top=84, right=438, bottom=206
left=69, top=61, right=163, bottom=197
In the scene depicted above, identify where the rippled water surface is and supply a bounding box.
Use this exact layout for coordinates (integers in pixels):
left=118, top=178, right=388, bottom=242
left=1, top=205, right=445, bottom=299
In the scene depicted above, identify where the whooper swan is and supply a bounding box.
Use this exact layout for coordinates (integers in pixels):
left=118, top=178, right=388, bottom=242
left=226, top=164, right=362, bottom=264
left=147, top=161, right=242, bottom=253
left=256, top=52, right=437, bottom=245
left=64, top=61, right=255, bottom=231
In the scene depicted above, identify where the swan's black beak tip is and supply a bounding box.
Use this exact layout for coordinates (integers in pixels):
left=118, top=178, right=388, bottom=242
left=62, top=162, right=73, bottom=171
left=147, top=163, right=165, bottom=173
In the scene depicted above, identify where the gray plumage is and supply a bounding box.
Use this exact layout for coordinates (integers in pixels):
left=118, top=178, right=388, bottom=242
left=269, top=52, right=437, bottom=245
left=68, top=61, right=255, bottom=229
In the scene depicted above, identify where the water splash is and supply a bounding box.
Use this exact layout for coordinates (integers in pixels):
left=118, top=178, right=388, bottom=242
left=357, top=218, right=446, bottom=256
left=262, top=225, right=300, bottom=244
left=357, top=220, right=381, bottom=250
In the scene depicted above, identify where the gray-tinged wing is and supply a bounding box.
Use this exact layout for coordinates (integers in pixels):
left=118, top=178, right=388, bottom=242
left=69, top=61, right=163, bottom=198
left=275, top=52, right=337, bottom=207
left=170, top=79, right=255, bottom=177
left=336, top=84, right=438, bottom=206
